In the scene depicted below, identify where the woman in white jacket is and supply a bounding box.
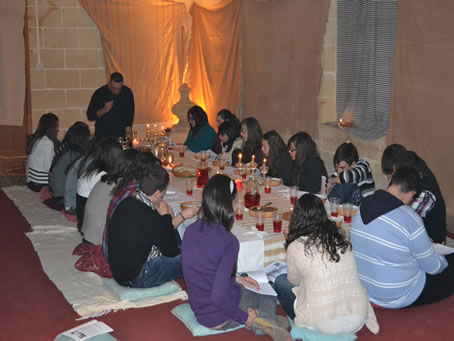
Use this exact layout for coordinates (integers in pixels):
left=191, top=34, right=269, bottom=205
left=26, top=113, right=59, bottom=191
left=218, top=121, right=242, bottom=166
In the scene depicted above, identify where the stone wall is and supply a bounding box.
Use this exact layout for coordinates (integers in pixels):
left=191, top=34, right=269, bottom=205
left=27, top=0, right=106, bottom=137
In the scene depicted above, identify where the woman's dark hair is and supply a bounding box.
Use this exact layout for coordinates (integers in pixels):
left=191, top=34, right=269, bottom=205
left=263, top=130, right=287, bottom=176
left=286, top=194, right=351, bottom=263
left=82, top=137, right=122, bottom=178
left=288, top=132, right=322, bottom=187
left=217, top=109, right=236, bottom=122
left=218, top=121, right=240, bottom=153
left=333, top=142, right=359, bottom=168
left=54, top=122, right=90, bottom=168
left=200, top=174, right=237, bottom=231
left=27, top=113, right=59, bottom=155
left=68, top=136, right=103, bottom=176
left=102, top=148, right=138, bottom=185
left=239, top=117, right=263, bottom=164
left=381, top=143, right=406, bottom=175
left=187, top=105, right=209, bottom=141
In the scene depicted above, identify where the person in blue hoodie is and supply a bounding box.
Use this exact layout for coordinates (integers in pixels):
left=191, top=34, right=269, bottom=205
left=184, top=106, right=216, bottom=153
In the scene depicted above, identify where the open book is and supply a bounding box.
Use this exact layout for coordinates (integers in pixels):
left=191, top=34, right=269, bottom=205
left=61, top=320, right=113, bottom=341
left=264, top=261, right=287, bottom=283
left=245, top=270, right=277, bottom=296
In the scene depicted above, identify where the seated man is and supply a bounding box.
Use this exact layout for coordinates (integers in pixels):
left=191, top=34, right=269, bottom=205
left=350, top=166, right=453, bottom=309
left=326, top=142, right=375, bottom=205
left=107, top=152, right=198, bottom=288
left=382, top=144, right=447, bottom=244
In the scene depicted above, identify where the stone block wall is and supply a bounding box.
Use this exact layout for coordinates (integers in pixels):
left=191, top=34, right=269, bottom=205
left=27, top=0, right=106, bottom=137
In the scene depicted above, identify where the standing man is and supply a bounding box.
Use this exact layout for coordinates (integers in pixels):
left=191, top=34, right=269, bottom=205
left=87, top=72, right=134, bottom=140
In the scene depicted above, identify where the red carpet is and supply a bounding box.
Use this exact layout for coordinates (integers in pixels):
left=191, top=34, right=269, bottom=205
left=1, top=189, right=453, bottom=340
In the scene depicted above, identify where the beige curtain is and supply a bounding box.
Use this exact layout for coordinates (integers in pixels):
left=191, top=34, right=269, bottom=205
left=188, top=0, right=241, bottom=126
left=79, top=0, right=187, bottom=125
left=79, top=0, right=240, bottom=127
left=0, top=0, right=25, bottom=126
left=389, top=0, right=454, bottom=214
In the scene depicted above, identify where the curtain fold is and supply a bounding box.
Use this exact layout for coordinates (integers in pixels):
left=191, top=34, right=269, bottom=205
left=0, top=0, right=25, bottom=126
left=188, top=0, right=241, bottom=125
left=336, top=0, right=398, bottom=140
left=80, top=0, right=187, bottom=125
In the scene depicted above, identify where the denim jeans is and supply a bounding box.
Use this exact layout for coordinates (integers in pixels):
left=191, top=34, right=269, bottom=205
left=273, top=274, right=296, bottom=320
left=328, top=183, right=362, bottom=206
left=132, top=255, right=183, bottom=288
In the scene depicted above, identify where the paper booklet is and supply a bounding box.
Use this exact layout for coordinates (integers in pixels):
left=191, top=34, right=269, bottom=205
left=61, top=320, right=113, bottom=341
left=245, top=270, right=277, bottom=296
left=264, top=261, right=287, bottom=283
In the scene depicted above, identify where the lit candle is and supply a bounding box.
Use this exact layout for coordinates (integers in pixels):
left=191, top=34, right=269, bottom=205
left=168, top=154, right=173, bottom=166
left=239, top=153, right=242, bottom=162
left=252, top=155, right=255, bottom=161
left=263, top=158, right=267, bottom=166
left=132, top=138, right=140, bottom=148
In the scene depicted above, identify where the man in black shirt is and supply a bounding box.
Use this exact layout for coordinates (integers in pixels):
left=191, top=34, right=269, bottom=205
left=87, top=72, right=134, bottom=139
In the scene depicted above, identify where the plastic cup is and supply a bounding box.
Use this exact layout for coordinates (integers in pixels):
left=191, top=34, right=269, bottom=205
left=178, top=145, right=185, bottom=157
left=272, top=211, right=282, bottom=233
left=255, top=211, right=265, bottom=231
left=329, top=197, right=340, bottom=217
left=264, top=176, right=272, bottom=193
left=343, top=203, right=353, bottom=223
left=200, top=150, right=208, bottom=161
left=289, top=186, right=299, bottom=205
left=235, top=199, right=244, bottom=220
left=185, top=177, right=193, bottom=196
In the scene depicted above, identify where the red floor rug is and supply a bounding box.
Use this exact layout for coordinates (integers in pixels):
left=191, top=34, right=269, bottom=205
left=1, top=189, right=453, bottom=340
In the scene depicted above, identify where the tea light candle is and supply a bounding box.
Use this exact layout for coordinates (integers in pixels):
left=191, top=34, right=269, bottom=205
left=132, top=138, right=140, bottom=148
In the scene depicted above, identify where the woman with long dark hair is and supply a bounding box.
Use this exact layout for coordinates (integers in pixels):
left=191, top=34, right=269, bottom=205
left=184, top=105, right=216, bottom=153
left=212, top=109, right=240, bottom=154
left=287, top=132, right=327, bottom=193
left=81, top=148, right=138, bottom=245
left=26, top=113, right=60, bottom=191
left=262, top=130, right=292, bottom=185
left=274, top=194, right=378, bottom=335
left=76, top=137, right=123, bottom=225
left=218, top=121, right=242, bottom=165
left=49, top=122, right=90, bottom=203
left=232, top=117, right=264, bottom=166
left=182, top=174, right=291, bottom=341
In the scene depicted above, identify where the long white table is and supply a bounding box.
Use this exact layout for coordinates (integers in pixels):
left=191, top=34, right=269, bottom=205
left=164, top=150, right=289, bottom=272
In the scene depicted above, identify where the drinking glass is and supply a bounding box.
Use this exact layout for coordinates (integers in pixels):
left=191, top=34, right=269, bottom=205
left=289, top=186, right=299, bottom=205
left=343, top=203, right=353, bottom=223
left=329, top=197, right=340, bottom=217
left=235, top=199, right=244, bottom=220
left=185, top=177, right=193, bottom=196
left=255, top=211, right=265, bottom=231
left=272, top=211, right=282, bottom=233
left=264, top=176, right=272, bottom=193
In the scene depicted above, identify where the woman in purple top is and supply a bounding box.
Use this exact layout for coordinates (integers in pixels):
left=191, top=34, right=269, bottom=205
left=182, top=174, right=291, bottom=341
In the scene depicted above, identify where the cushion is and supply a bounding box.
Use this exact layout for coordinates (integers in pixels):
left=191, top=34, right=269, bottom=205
left=43, top=198, right=64, bottom=211
left=75, top=254, right=113, bottom=278
left=288, top=318, right=357, bottom=341
left=104, top=278, right=181, bottom=302
left=73, top=243, right=102, bottom=256
left=171, top=303, right=243, bottom=336
left=55, top=333, right=117, bottom=341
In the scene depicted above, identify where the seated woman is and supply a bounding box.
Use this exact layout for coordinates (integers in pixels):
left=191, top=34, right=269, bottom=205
left=212, top=109, right=240, bottom=154
left=262, top=130, right=292, bottom=185
left=182, top=174, right=291, bottom=341
left=287, top=132, right=327, bottom=193
left=107, top=152, right=198, bottom=288
left=218, top=120, right=242, bottom=165
left=48, top=122, right=90, bottom=204
left=274, top=194, right=378, bottom=335
left=184, top=105, right=216, bottom=153
left=76, top=137, right=123, bottom=225
left=81, top=148, right=138, bottom=245
left=231, top=117, right=264, bottom=166
left=26, top=113, right=60, bottom=191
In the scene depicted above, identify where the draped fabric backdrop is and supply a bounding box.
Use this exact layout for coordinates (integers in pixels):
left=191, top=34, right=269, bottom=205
left=0, top=0, right=26, bottom=126
left=389, top=0, right=454, bottom=214
left=337, top=0, right=397, bottom=140
left=79, top=0, right=240, bottom=126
